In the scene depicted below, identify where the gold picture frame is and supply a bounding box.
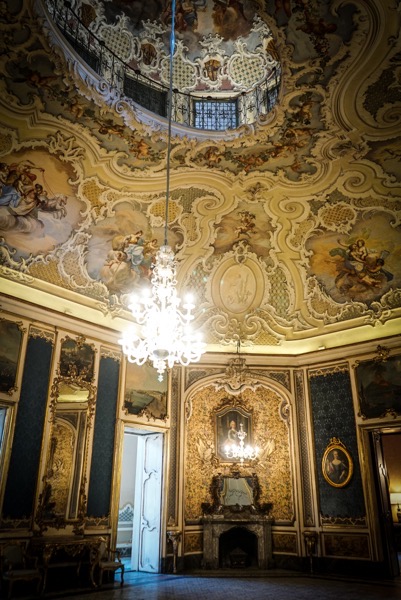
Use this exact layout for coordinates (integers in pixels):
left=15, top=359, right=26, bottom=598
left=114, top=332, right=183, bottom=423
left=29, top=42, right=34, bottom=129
left=322, top=438, right=353, bottom=488
left=214, top=404, right=253, bottom=463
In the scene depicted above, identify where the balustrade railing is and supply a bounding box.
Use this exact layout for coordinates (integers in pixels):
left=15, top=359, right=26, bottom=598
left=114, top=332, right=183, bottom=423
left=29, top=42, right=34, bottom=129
left=46, top=1, right=281, bottom=131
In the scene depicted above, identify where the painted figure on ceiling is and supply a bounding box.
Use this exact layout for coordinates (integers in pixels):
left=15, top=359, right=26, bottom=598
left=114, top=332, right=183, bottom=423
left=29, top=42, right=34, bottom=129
left=100, top=231, right=159, bottom=294
left=331, top=238, right=393, bottom=295
left=212, top=0, right=253, bottom=40
left=0, top=160, right=68, bottom=232
left=235, top=210, right=256, bottom=238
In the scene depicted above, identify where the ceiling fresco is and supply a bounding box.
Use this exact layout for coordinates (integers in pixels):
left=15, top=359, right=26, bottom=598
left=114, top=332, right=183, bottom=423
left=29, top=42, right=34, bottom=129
left=0, top=0, right=400, bottom=353
left=73, top=0, right=277, bottom=93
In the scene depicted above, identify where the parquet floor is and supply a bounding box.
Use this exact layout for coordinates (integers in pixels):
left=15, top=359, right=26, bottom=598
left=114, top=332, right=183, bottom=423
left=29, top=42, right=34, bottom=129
left=40, top=568, right=401, bottom=600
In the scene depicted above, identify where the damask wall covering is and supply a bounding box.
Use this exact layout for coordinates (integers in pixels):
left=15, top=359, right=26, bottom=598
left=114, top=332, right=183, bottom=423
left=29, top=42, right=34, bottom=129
left=309, top=367, right=365, bottom=522
left=184, top=383, right=293, bottom=523
left=87, top=355, right=120, bottom=518
left=2, top=330, right=53, bottom=521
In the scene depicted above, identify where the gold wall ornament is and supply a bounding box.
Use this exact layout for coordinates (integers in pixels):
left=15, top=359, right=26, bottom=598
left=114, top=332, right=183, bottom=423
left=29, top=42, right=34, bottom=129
left=213, top=340, right=260, bottom=395
left=374, top=345, right=390, bottom=362
left=0, top=318, right=25, bottom=396
left=213, top=354, right=260, bottom=395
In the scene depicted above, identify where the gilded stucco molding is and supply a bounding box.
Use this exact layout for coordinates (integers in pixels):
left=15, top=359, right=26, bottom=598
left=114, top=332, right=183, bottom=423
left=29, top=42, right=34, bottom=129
left=0, top=265, right=35, bottom=283
left=321, top=515, right=367, bottom=527
left=295, top=370, right=315, bottom=528
left=308, top=364, right=349, bottom=379
left=249, top=369, right=291, bottom=392
left=99, top=347, right=121, bottom=362
left=330, top=0, right=401, bottom=139
left=212, top=355, right=261, bottom=394
left=184, top=367, right=223, bottom=391
left=29, top=325, right=55, bottom=344
left=353, top=344, right=390, bottom=367
left=0, top=518, right=31, bottom=531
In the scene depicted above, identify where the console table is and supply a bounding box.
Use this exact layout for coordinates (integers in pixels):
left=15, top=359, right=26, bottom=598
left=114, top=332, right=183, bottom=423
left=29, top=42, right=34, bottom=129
left=30, top=535, right=103, bottom=594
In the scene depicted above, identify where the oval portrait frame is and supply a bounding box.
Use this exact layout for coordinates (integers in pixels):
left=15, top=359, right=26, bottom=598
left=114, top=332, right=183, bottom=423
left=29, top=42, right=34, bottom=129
left=322, top=439, right=353, bottom=488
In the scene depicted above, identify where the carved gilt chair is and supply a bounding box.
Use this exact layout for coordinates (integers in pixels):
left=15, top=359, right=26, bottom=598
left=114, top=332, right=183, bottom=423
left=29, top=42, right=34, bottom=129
left=0, top=541, right=42, bottom=599
left=97, top=538, right=124, bottom=587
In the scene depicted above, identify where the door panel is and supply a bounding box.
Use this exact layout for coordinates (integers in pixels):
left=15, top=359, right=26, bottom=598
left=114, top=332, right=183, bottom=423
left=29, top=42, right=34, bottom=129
left=371, top=429, right=400, bottom=577
left=138, top=433, right=163, bottom=573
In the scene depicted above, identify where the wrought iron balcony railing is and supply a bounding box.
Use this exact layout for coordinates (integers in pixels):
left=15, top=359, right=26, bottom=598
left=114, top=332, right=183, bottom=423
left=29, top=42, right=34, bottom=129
left=46, top=1, right=281, bottom=132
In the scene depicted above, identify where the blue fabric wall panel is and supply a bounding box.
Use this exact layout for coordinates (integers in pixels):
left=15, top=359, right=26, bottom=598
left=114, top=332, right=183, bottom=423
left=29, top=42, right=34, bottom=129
left=87, top=356, right=120, bottom=517
left=309, top=369, right=365, bottom=518
left=3, top=336, right=52, bottom=519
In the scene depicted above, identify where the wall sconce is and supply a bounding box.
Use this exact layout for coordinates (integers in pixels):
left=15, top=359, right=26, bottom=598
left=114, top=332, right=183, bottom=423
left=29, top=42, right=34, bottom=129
left=390, top=492, right=401, bottom=522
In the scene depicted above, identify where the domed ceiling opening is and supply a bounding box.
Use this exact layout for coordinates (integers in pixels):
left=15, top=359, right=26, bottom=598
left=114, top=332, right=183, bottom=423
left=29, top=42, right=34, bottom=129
left=47, top=0, right=281, bottom=130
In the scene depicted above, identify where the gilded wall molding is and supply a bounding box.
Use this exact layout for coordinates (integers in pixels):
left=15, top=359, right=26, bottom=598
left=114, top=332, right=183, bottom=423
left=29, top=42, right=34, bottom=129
left=308, top=364, right=350, bottom=379
left=294, top=369, right=315, bottom=528
left=99, top=347, right=121, bottom=362
left=29, top=325, right=55, bottom=344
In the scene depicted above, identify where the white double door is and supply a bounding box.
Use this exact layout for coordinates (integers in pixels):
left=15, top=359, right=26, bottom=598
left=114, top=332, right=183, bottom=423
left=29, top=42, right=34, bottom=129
left=127, top=430, right=164, bottom=573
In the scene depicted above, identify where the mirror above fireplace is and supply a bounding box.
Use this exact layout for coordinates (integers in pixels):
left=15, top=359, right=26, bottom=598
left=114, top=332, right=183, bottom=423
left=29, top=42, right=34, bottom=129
left=202, top=472, right=272, bottom=515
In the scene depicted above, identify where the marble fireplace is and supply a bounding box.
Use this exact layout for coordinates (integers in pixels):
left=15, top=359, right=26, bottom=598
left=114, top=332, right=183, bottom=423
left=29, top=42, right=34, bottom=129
left=202, top=513, right=273, bottom=569
left=201, top=474, right=273, bottom=570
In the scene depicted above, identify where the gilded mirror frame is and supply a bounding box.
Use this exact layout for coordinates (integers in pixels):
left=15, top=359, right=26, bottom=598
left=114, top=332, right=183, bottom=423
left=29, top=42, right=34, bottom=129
left=35, top=371, right=97, bottom=534
left=322, top=438, right=353, bottom=488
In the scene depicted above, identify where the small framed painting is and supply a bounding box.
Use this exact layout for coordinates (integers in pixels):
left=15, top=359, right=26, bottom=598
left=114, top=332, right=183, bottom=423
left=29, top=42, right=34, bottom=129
left=123, top=361, right=168, bottom=422
left=322, top=438, right=353, bottom=488
left=355, top=353, right=401, bottom=419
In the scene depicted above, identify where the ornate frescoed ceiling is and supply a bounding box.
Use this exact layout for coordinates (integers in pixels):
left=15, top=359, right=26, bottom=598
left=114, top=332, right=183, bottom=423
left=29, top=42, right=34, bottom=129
left=0, top=0, right=400, bottom=355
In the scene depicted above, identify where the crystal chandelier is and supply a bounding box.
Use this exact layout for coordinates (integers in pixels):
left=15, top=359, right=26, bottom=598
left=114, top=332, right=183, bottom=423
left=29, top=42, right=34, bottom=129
left=225, top=423, right=259, bottom=465
left=119, top=0, right=205, bottom=381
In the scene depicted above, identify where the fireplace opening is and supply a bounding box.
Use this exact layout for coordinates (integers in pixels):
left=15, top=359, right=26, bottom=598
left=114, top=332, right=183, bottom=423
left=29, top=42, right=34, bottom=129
left=218, top=526, right=258, bottom=569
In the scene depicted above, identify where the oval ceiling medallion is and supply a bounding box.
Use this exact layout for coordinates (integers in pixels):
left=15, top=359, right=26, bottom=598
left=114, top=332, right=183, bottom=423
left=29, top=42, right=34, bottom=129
left=213, top=257, right=265, bottom=315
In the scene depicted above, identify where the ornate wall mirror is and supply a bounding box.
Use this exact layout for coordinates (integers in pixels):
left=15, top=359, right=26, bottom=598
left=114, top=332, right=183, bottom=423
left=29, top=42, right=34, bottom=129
left=220, top=475, right=255, bottom=506
left=35, top=337, right=96, bottom=533
left=203, top=472, right=267, bottom=514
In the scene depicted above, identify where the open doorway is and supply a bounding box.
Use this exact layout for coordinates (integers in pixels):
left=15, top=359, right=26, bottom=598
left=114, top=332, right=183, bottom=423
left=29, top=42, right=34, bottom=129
left=370, top=428, right=401, bottom=577
left=117, top=426, right=164, bottom=573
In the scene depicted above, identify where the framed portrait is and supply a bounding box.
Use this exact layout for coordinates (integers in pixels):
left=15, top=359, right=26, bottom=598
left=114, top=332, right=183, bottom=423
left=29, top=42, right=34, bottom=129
left=215, top=404, right=253, bottom=462
left=0, top=319, right=23, bottom=395
left=123, top=361, right=168, bottom=422
left=355, top=354, right=401, bottom=419
left=322, top=438, right=353, bottom=488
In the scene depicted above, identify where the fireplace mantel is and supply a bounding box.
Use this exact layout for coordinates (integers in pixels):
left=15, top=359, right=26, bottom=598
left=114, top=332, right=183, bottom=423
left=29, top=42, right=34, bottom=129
left=202, top=513, right=273, bottom=570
